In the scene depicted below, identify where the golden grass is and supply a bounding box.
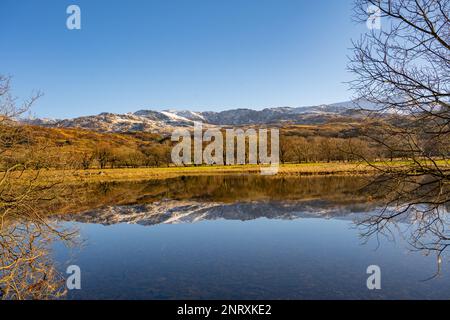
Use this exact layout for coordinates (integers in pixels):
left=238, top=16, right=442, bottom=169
left=11, top=160, right=450, bottom=185
left=11, top=162, right=377, bottom=185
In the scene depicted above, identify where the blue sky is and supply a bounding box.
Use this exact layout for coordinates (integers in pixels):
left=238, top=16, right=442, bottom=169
left=0, top=0, right=367, bottom=118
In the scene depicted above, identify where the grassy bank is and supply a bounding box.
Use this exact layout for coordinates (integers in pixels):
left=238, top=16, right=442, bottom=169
left=19, top=162, right=374, bottom=184
left=13, top=160, right=450, bottom=185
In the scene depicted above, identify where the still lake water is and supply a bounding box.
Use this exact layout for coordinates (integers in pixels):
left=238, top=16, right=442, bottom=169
left=50, top=175, right=450, bottom=299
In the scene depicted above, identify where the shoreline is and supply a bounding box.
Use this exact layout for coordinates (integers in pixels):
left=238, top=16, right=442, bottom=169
left=18, top=162, right=378, bottom=185
left=12, top=160, right=449, bottom=185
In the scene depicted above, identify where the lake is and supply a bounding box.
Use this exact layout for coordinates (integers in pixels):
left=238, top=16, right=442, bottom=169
left=48, top=175, right=450, bottom=299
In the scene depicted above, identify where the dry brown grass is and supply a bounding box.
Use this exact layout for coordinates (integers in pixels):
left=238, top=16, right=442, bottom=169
left=10, top=162, right=377, bottom=185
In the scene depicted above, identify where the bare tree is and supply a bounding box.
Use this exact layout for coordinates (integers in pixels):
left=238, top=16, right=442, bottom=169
left=350, top=0, right=449, bottom=165
left=94, top=146, right=113, bottom=169
left=349, top=0, right=450, bottom=271
left=0, top=75, right=76, bottom=299
left=80, top=152, right=94, bottom=170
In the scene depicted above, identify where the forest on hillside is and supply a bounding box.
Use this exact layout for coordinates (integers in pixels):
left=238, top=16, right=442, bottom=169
left=3, top=120, right=443, bottom=170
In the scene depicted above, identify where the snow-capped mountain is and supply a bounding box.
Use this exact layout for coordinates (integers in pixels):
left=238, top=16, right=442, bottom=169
left=23, top=100, right=379, bottom=133
left=25, top=111, right=196, bottom=133
left=163, top=110, right=206, bottom=122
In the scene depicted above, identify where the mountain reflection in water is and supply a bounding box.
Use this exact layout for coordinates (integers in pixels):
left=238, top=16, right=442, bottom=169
left=60, top=199, right=381, bottom=226
left=22, top=175, right=450, bottom=299
left=56, top=175, right=383, bottom=226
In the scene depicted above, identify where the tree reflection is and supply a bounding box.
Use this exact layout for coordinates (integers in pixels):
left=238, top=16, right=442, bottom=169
left=0, top=220, right=77, bottom=299
left=358, top=175, right=450, bottom=280
left=0, top=75, right=79, bottom=300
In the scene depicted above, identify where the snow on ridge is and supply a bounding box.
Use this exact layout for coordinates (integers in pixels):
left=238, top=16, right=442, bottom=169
left=160, top=110, right=193, bottom=122
left=164, top=109, right=206, bottom=121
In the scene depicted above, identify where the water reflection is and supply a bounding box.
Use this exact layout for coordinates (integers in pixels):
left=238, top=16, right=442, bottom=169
left=0, top=219, right=77, bottom=299
left=3, top=174, right=450, bottom=299
left=58, top=175, right=378, bottom=210
left=356, top=175, right=450, bottom=280
left=57, top=175, right=382, bottom=225
left=56, top=176, right=449, bottom=259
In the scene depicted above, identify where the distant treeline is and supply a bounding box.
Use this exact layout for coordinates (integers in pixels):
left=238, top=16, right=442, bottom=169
left=1, top=122, right=449, bottom=170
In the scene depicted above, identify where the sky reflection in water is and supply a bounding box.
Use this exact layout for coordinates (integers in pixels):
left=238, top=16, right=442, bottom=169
left=51, top=175, right=450, bottom=299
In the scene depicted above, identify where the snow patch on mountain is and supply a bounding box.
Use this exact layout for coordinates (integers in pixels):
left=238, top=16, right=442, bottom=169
left=22, top=100, right=391, bottom=133
left=159, top=110, right=193, bottom=123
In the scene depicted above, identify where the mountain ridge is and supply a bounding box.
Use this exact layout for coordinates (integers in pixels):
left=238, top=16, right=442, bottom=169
left=23, top=100, right=381, bottom=134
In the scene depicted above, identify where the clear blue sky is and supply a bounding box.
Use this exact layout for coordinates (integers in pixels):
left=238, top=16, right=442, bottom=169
left=0, top=0, right=366, bottom=118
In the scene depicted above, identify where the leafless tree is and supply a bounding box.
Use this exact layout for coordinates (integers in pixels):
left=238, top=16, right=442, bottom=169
left=0, top=75, right=76, bottom=299
left=349, top=0, right=450, bottom=273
